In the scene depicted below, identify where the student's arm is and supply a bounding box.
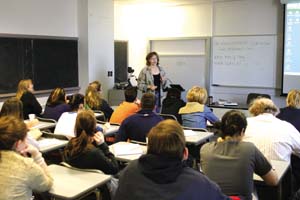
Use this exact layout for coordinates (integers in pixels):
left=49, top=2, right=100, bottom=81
left=261, top=169, right=278, bottom=186
left=204, top=106, right=219, bottom=123
left=94, top=143, right=119, bottom=175
left=253, top=145, right=278, bottom=186
left=24, top=145, right=53, bottom=191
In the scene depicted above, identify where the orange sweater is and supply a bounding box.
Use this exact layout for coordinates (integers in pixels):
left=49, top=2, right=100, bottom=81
left=109, top=102, right=140, bottom=124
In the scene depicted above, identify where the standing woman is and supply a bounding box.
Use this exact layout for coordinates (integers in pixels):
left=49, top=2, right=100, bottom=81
left=138, top=52, right=168, bottom=113
left=16, top=79, right=42, bottom=119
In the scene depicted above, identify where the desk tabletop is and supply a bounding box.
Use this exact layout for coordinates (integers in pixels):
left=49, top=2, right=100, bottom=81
left=38, top=138, right=68, bottom=153
left=32, top=121, right=56, bottom=130
left=253, top=160, right=289, bottom=184
left=209, top=104, right=248, bottom=110
left=184, top=130, right=214, bottom=145
left=48, top=164, right=111, bottom=199
left=109, top=142, right=147, bottom=162
left=97, top=123, right=120, bottom=136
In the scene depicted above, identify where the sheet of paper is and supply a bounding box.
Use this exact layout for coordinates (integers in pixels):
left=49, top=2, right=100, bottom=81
left=38, top=138, right=66, bottom=148
left=113, top=143, right=143, bottom=156
left=184, top=130, right=198, bottom=137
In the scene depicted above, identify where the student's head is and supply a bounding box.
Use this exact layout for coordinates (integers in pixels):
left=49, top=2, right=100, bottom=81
left=65, top=110, right=96, bottom=158
left=146, top=52, right=159, bottom=66
left=46, top=87, right=66, bottom=107
left=0, top=98, right=23, bottom=120
left=89, top=81, right=102, bottom=92
left=0, top=116, right=28, bottom=160
left=147, top=120, right=187, bottom=160
left=124, top=87, right=137, bottom=103
left=218, top=110, right=247, bottom=139
left=85, top=86, right=101, bottom=109
left=249, top=98, right=278, bottom=116
left=16, top=79, right=34, bottom=99
left=286, top=89, right=300, bottom=109
left=141, top=93, right=155, bottom=110
left=69, top=93, right=84, bottom=111
left=166, top=88, right=181, bottom=99
left=186, top=86, right=207, bottom=104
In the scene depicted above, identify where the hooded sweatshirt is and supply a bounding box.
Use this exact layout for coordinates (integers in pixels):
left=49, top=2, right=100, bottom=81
left=114, top=154, right=229, bottom=200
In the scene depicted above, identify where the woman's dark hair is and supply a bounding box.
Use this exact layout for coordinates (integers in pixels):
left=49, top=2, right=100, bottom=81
left=64, top=110, right=96, bottom=158
left=46, top=87, right=66, bottom=107
left=0, top=116, right=28, bottom=160
left=69, top=93, right=84, bottom=111
left=146, top=52, right=160, bottom=66
left=0, top=97, right=24, bottom=120
left=215, top=110, right=247, bottom=138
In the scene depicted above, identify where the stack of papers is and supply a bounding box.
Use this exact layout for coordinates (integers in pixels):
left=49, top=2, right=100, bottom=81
left=184, top=130, right=198, bottom=137
left=113, top=143, right=143, bottom=156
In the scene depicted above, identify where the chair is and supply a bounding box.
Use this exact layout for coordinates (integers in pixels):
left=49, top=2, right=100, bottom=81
left=36, top=117, right=57, bottom=124
left=94, top=110, right=106, bottom=121
left=159, top=113, right=178, bottom=121
left=246, top=93, right=271, bottom=105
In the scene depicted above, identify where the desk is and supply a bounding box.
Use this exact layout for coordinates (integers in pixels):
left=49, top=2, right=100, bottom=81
left=109, top=142, right=147, bottom=162
left=184, top=131, right=214, bottom=145
left=254, top=160, right=290, bottom=200
left=97, top=123, right=120, bottom=136
left=209, top=104, right=250, bottom=118
left=38, top=138, right=68, bottom=153
left=48, top=164, right=111, bottom=200
left=31, top=121, right=56, bottom=130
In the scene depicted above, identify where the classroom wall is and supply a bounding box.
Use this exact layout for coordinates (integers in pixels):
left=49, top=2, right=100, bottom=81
left=0, top=0, right=77, bottom=37
left=0, top=0, right=115, bottom=108
left=114, top=0, right=287, bottom=107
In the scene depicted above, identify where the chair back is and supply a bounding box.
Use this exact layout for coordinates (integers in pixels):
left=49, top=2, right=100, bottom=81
left=159, top=113, right=177, bottom=121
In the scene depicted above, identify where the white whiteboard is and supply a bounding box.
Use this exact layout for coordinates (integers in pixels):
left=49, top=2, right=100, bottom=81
left=212, top=36, right=277, bottom=88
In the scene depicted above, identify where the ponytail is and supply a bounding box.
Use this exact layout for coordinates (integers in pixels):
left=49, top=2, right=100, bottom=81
left=64, top=130, right=92, bottom=158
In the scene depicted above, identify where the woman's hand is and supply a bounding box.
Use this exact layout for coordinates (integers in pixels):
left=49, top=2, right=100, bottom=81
left=93, top=131, right=105, bottom=146
left=148, top=85, right=157, bottom=91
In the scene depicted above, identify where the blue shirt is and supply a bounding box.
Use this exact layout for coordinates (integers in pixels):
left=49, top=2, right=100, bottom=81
left=116, top=109, right=163, bottom=142
left=181, top=105, right=219, bottom=128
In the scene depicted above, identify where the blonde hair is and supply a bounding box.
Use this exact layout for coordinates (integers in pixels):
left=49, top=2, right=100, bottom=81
left=249, top=98, right=278, bottom=116
left=85, top=86, right=102, bottom=110
left=286, top=89, right=300, bottom=109
left=16, top=79, right=32, bottom=99
left=186, top=86, right=207, bottom=104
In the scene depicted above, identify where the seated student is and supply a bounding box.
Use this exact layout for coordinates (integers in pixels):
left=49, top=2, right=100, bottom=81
left=0, top=116, right=53, bottom=199
left=201, top=110, right=278, bottom=200
left=54, top=94, right=84, bottom=138
left=115, top=93, right=163, bottom=143
left=244, top=98, right=300, bottom=163
left=179, top=86, right=218, bottom=128
left=0, top=97, right=41, bottom=148
left=277, top=89, right=300, bottom=190
left=16, top=79, right=42, bottom=119
left=87, top=81, right=114, bottom=120
left=161, top=87, right=186, bottom=124
left=43, top=87, right=71, bottom=121
left=110, top=87, right=140, bottom=124
left=277, top=89, right=300, bottom=132
left=64, top=110, right=119, bottom=175
left=114, top=120, right=229, bottom=200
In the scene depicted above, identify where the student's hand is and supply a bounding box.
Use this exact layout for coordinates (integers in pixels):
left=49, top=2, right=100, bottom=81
left=93, top=132, right=105, bottom=146
left=134, top=98, right=141, bottom=105
left=20, top=144, right=39, bottom=158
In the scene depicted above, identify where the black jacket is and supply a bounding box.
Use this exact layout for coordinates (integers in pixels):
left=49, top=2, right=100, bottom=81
left=20, top=92, right=42, bottom=119
left=114, top=154, right=229, bottom=200
left=64, top=142, right=119, bottom=175
left=161, top=97, right=186, bottom=124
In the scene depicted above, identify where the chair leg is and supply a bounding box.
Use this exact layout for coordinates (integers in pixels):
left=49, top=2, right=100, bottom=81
left=95, top=188, right=101, bottom=200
